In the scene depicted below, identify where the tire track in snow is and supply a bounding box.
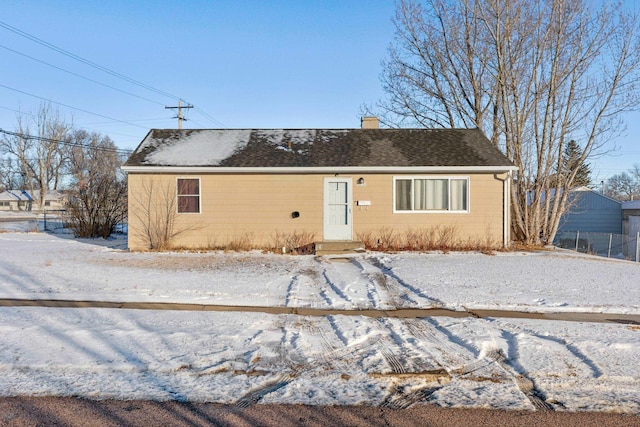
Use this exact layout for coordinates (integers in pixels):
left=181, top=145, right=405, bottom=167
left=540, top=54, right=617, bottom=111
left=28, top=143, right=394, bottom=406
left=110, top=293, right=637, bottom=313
left=403, top=319, right=479, bottom=374
left=489, top=319, right=603, bottom=379
left=350, top=258, right=404, bottom=308
left=380, top=384, right=441, bottom=409
left=285, top=266, right=334, bottom=308
left=376, top=339, right=406, bottom=374
left=235, top=373, right=296, bottom=407
left=319, top=259, right=372, bottom=309
left=367, top=256, right=445, bottom=308
left=485, top=347, right=555, bottom=412
left=235, top=317, right=381, bottom=406
left=412, top=316, right=555, bottom=411
left=284, top=275, right=299, bottom=307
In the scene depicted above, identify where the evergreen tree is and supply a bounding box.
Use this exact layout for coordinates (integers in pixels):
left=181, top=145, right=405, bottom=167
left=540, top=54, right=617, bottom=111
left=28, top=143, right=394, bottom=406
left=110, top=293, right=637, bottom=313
left=562, top=140, right=591, bottom=187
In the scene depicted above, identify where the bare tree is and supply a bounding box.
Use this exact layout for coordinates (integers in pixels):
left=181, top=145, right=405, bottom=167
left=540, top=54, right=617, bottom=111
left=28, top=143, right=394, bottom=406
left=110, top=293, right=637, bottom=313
left=129, top=178, right=197, bottom=250
left=377, top=0, right=640, bottom=244
left=65, top=130, right=127, bottom=238
left=605, top=163, right=640, bottom=200
left=0, top=157, right=27, bottom=190
left=0, top=103, right=71, bottom=210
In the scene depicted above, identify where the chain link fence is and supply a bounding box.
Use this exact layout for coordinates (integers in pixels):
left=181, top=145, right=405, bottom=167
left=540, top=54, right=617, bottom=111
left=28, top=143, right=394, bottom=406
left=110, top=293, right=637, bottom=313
left=554, top=231, right=640, bottom=262
left=40, top=210, right=68, bottom=232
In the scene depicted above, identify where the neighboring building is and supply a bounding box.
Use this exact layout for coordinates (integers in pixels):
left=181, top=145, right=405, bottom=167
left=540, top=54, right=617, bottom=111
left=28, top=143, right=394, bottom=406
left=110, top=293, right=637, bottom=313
left=622, top=200, right=640, bottom=238
left=0, top=189, right=67, bottom=212
left=122, top=120, right=517, bottom=251
left=0, top=190, right=34, bottom=211
left=557, top=186, right=622, bottom=234
left=31, top=190, right=67, bottom=212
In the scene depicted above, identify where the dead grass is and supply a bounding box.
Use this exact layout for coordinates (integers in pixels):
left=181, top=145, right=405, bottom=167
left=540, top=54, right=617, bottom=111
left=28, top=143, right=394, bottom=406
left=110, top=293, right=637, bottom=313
left=358, top=226, right=504, bottom=253
left=270, top=230, right=317, bottom=254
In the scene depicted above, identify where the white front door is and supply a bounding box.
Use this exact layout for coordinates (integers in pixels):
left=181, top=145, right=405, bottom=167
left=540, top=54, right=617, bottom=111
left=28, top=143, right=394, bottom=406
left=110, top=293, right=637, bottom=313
left=323, top=177, right=352, bottom=240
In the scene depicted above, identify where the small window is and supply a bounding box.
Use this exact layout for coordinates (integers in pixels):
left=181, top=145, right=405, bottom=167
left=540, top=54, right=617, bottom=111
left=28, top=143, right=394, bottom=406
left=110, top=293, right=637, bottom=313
left=394, top=177, right=468, bottom=212
left=44, top=201, right=51, bottom=207
left=177, top=178, right=200, bottom=213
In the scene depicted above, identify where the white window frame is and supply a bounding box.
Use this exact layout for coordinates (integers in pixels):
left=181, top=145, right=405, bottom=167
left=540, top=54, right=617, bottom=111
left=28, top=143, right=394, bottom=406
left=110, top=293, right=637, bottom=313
left=392, top=176, right=470, bottom=213
left=176, top=177, right=201, bottom=214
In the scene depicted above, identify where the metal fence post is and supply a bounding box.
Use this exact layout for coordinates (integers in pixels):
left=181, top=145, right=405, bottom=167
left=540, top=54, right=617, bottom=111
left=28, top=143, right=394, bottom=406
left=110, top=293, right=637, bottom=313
left=608, top=233, right=612, bottom=258
left=636, top=232, right=639, bottom=263
left=575, top=230, right=580, bottom=252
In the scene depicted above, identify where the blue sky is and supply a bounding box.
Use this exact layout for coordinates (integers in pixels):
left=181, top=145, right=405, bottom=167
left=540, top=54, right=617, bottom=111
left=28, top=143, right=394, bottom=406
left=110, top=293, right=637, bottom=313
left=1, top=0, right=638, bottom=182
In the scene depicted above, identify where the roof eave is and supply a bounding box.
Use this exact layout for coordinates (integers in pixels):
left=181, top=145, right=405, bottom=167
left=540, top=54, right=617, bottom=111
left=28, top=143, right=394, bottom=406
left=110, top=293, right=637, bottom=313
left=121, top=165, right=518, bottom=174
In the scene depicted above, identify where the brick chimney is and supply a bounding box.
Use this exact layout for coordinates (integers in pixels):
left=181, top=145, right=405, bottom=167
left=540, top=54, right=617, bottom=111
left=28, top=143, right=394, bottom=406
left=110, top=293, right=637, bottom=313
left=361, top=116, right=379, bottom=129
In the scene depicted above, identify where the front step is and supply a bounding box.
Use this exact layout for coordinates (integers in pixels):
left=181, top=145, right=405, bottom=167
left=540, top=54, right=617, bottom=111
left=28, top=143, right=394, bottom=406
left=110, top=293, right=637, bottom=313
left=314, top=241, right=365, bottom=256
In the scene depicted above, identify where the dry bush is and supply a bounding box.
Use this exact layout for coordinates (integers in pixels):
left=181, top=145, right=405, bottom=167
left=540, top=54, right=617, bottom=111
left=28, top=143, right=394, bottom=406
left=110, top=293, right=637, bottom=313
left=376, top=226, right=400, bottom=251
left=271, top=230, right=317, bottom=254
left=225, top=232, right=255, bottom=252
left=358, top=225, right=503, bottom=252
left=434, top=225, right=457, bottom=251
left=356, top=229, right=376, bottom=249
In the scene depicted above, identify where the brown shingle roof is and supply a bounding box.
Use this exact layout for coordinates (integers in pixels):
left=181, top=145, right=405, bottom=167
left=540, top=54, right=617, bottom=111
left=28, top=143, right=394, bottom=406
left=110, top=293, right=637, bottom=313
left=124, top=128, right=515, bottom=169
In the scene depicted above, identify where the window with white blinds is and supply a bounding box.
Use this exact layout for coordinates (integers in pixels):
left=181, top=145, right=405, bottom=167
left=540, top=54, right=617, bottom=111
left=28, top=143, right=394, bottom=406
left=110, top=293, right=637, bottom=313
left=394, top=177, right=468, bottom=212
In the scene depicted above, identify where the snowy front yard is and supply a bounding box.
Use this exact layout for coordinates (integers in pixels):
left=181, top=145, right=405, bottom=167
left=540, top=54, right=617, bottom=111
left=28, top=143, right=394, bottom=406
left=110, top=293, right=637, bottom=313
left=0, top=232, right=639, bottom=413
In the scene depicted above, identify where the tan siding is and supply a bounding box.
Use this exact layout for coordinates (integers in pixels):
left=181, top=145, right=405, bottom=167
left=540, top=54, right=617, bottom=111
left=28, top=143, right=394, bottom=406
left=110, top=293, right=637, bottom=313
left=352, top=174, right=504, bottom=246
left=127, top=172, right=507, bottom=250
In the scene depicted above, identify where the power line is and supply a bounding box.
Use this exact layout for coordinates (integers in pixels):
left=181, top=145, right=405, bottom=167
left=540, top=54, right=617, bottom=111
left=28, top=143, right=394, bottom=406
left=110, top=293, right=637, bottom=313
left=0, top=20, right=181, bottom=101
left=0, top=83, right=150, bottom=130
left=0, top=44, right=166, bottom=106
left=194, top=106, right=227, bottom=128
left=0, top=20, right=227, bottom=129
left=0, top=128, right=132, bottom=155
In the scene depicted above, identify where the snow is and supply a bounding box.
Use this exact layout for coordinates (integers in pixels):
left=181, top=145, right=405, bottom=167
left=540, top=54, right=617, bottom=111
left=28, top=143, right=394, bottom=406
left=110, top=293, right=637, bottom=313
left=144, top=129, right=251, bottom=166
left=140, top=129, right=352, bottom=165
left=0, top=232, right=639, bottom=413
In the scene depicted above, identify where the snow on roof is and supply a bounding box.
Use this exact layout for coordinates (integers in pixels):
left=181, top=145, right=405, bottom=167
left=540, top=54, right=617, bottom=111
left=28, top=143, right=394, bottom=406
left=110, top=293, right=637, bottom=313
left=124, top=128, right=517, bottom=169
left=0, top=190, right=33, bottom=201
left=622, top=200, right=640, bottom=209
left=144, top=129, right=252, bottom=166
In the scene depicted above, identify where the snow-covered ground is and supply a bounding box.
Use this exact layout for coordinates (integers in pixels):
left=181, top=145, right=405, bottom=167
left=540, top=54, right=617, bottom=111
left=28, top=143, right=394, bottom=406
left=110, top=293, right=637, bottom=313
left=0, top=232, right=639, bottom=413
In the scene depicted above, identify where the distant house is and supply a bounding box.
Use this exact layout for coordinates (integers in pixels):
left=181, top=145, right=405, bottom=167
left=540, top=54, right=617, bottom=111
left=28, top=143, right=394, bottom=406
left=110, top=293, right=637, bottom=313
left=0, top=190, right=34, bottom=211
left=0, top=189, right=66, bottom=212
left=122, top=119, right=517, bottom=251
left=31, top=190, right=67, bottom=212
left=557, top=187, right=622, bottom=234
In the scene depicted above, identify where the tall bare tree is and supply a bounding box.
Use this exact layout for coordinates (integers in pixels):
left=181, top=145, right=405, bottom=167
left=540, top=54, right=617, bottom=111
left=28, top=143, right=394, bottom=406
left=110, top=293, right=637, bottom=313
left=0, top=103, right=71, bottom=210
left=65, top=130, right=128, bottom=238
left=376, top=0, right=640, bottom=244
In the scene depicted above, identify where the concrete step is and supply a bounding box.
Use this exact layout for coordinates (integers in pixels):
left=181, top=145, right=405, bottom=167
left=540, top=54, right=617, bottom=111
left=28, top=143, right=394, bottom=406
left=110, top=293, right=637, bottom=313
left=315, top=241, right=365, bottom=256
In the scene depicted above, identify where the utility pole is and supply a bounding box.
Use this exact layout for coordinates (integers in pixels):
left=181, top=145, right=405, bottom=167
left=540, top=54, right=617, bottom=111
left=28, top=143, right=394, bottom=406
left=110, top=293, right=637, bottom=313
left=165, top=100, right=193, bottom=129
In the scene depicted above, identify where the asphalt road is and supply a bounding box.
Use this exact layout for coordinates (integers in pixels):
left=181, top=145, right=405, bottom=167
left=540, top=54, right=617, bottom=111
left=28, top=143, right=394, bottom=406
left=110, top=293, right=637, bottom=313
left=1, top=397, right=639, bottom=427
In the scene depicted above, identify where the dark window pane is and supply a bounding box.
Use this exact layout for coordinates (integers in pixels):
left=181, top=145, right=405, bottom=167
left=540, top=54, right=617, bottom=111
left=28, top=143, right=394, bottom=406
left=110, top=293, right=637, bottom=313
left=178, top=179, right=199, bottom=195
left=177, top=179, right=200, bottom=213
left=395, top=179, right=412, bottom=210
left=178, top=195, right=199, bottom=213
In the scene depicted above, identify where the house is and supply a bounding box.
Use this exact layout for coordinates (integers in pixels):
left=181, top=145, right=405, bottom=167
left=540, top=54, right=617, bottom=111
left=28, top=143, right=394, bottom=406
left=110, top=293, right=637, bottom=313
left=556, top=186, right=623, bottom=234
left=0, top=190, right=34, bottom=211
left=31, top=190, right=67, bottom=212
left=122, top=119, right=517, bottom=251
left=0, top=189, right=66, bottom=212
